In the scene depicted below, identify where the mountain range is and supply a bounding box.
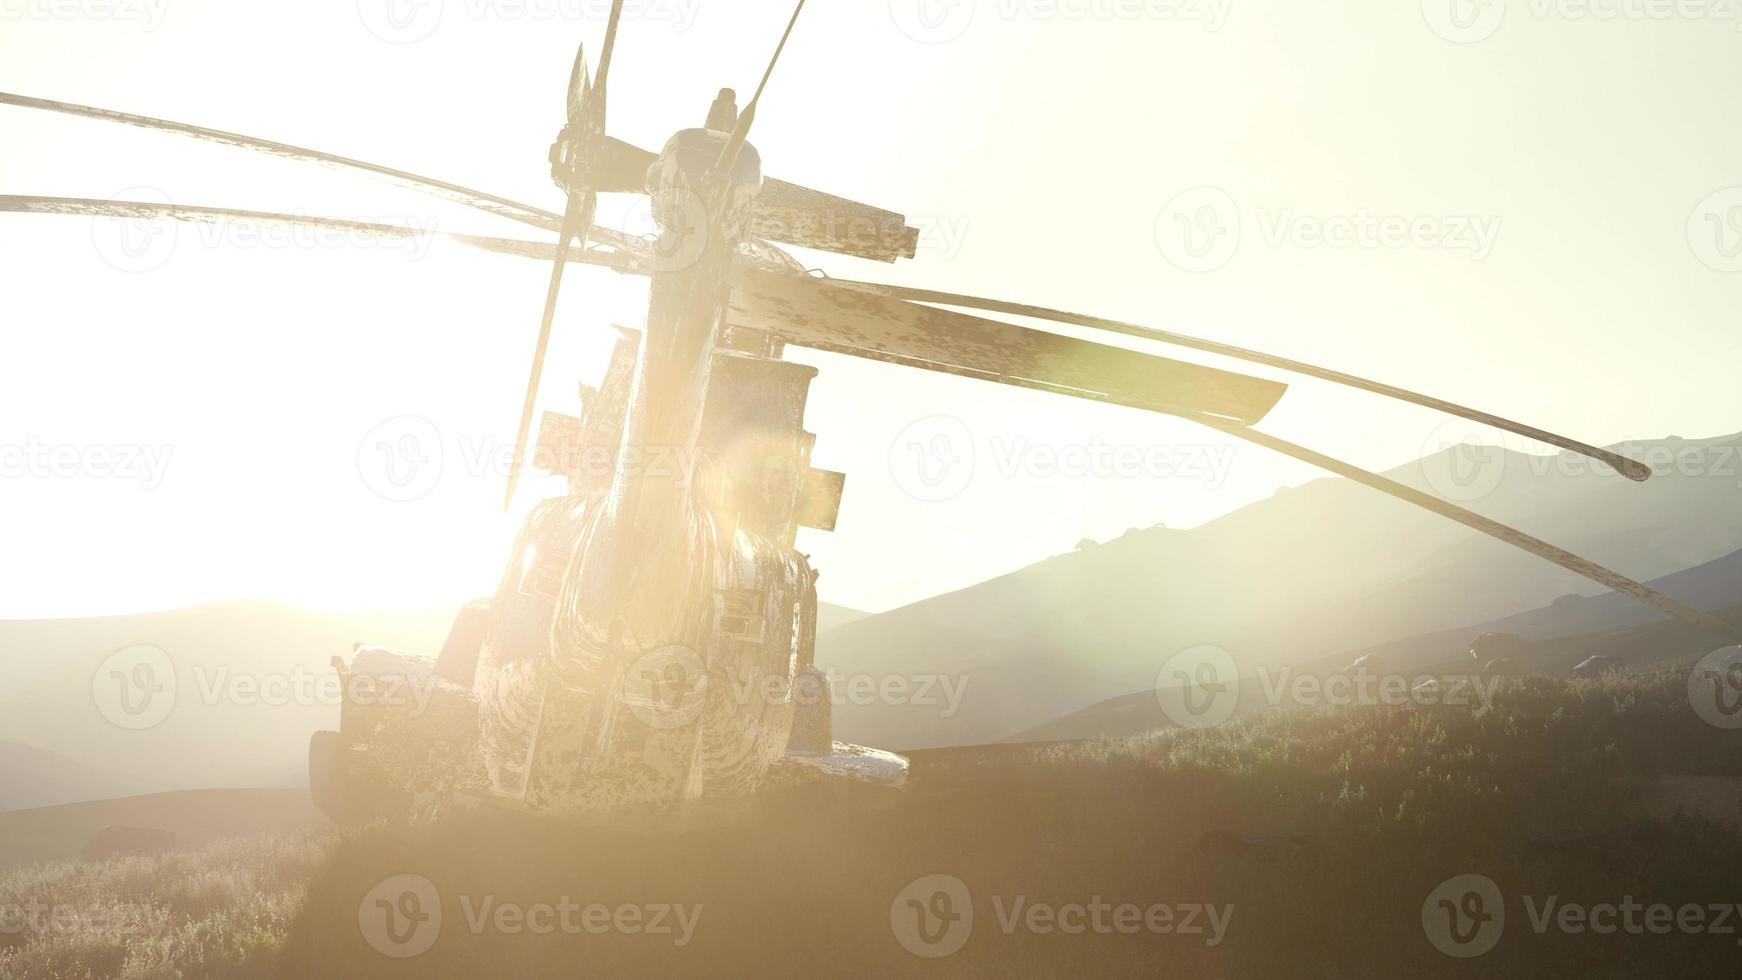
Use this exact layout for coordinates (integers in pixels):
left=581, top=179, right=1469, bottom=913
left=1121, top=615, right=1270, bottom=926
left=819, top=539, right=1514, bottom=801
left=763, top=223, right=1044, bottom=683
left=819, top=431, right=1742, bottom=748
left=0, top=601, right=870, bottom=809
left=4, top=430, right=1737, bottom=798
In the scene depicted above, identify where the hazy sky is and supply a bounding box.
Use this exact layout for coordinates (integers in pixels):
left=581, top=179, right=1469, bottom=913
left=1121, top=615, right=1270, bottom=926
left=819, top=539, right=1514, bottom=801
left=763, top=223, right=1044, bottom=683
left=2, top=0, right=1739, bottom=618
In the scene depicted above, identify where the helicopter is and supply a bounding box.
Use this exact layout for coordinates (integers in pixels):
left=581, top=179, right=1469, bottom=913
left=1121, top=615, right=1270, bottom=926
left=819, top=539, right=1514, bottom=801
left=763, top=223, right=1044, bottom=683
left=4, top=0, right=1736, bottom=820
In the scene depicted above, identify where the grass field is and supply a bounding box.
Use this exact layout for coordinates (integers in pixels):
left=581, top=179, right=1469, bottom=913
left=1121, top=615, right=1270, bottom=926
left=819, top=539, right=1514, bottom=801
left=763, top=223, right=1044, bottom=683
left=5, top=670, right=1740, bottom=978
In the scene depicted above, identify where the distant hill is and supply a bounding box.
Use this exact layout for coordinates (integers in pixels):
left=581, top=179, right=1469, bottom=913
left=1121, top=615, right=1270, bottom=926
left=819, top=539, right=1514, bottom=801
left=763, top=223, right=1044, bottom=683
left=816, top=602, right=872, bottom=635
left=821, top=431, right=1742, bottom=749
left=0, top=788, right=325, bottom=870
left=1016, top=548, right=1742, bottom=743
left=0, top=601, right=457, bottom=803
left=0, top=598, right=880, bottom=805
left=0, top=741, right=150, bottom=813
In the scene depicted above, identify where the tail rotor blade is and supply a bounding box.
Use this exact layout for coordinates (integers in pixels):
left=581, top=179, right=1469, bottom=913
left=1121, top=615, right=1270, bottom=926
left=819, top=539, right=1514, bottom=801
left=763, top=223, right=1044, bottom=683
left=592, top=0, right=626, bottom=104
left=566, top=45, right=593, bottom=128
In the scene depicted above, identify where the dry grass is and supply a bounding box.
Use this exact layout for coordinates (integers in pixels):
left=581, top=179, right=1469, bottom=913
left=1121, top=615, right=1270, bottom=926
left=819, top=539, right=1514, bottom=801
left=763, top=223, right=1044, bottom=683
left=7, top=670, right=1739, bottom=978
left=0, top=831, right=335, bottom=980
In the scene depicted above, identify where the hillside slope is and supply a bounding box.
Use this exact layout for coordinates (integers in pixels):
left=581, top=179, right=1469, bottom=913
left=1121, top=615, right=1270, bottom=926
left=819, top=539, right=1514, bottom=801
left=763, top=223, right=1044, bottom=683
left=1017, top=549, right=1742, bottom=743
left=0, top=788, right=325, bottom=870
left=821, top=432, right=1742, bottom=749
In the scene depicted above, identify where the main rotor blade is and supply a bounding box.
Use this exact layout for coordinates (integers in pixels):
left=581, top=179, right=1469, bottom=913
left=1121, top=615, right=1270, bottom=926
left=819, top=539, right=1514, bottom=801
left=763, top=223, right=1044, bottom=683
left=728, top=269, right=1286, bottom=425
left=826, top=280, right=1652, bottom=482
left=503, top=191, right=599, bottom=511
left=1196, top=418, right=1740, bottom=643
left=0, top=194, right=638, bottom=272
left=850, top=345, right=1735, bottom=642
left=0, top=91, right=918, bottom=262
left=0, top=91, right=638, bottom=254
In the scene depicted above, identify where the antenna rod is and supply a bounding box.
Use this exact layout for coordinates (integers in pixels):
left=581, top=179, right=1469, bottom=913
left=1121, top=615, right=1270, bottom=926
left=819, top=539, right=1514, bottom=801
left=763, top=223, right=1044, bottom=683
left=712, top=0, right=808, bottom=181
left=750, top=0, right=808, bottom=108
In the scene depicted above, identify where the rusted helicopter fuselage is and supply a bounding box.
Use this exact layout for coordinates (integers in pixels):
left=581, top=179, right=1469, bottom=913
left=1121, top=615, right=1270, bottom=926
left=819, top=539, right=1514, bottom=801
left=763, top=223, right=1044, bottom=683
left=311, top=100, right=867, bottom=820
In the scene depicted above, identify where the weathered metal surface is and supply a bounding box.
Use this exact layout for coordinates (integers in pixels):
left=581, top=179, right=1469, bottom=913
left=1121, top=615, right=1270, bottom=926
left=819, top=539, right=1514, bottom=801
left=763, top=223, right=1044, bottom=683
left=335, top=646, right=490, bottom=801
left=796, top=468, right=846, bottom=533
left=728, top=268, right=1288, bottom=425
left=532, top=411, right=585, bottom=478
left=599, top=130, right=919, bottom=262
left=697, top=352, right=821, bottom=544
